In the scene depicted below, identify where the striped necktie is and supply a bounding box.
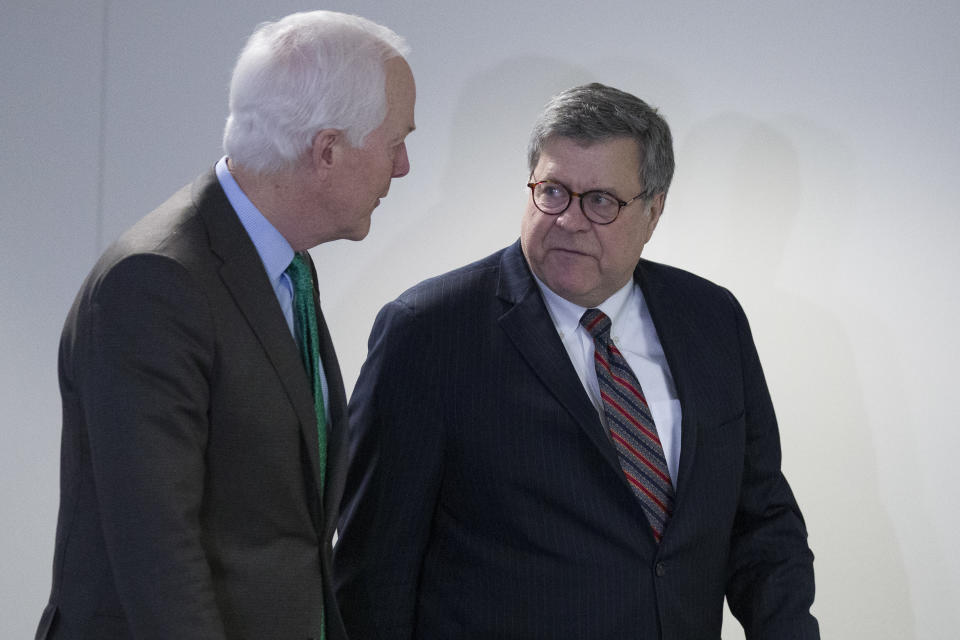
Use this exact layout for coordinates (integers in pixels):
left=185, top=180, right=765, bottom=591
left=581, top=308, right=674, bottom=542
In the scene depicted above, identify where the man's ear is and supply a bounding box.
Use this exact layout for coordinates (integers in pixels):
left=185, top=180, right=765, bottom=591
left=310, top=128, right=342, bottom=173
left=649, top=191, right=666, bottom=227
left=642, top=192, right=666, bottom=244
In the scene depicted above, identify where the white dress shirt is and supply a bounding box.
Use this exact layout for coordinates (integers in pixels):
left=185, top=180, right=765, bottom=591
left=533, top=276, right=682, bottom=485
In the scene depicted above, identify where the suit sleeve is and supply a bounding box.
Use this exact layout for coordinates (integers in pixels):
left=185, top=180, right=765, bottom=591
left=80, top=254, right=226, bottom=639
left=333, top=298, right=445, bottom=640
left=723, top=291, right=820, bottom=639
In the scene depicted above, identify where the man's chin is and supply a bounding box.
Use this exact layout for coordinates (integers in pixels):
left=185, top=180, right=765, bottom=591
left=350, top=217, right=373, bottom=241
left=537, top=265, right=610, bottom=307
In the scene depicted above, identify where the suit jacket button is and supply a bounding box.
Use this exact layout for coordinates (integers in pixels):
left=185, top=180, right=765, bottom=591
left=655, top=561, right=667, bottom=577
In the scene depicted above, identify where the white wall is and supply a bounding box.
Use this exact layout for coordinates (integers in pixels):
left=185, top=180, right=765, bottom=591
left=3, top=1, right=957, bottom=637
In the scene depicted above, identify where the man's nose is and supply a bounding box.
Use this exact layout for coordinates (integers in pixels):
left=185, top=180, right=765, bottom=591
left=555, top=195, right=592, bottom=230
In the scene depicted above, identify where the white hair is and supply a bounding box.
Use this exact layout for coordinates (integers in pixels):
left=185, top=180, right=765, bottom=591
left=223, top=10, right=409, bottom=174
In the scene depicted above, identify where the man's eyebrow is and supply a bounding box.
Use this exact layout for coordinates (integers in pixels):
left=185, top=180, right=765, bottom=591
left=537, top=176, right=621, bottom=195
left=393, top=125, right=415, bottom=143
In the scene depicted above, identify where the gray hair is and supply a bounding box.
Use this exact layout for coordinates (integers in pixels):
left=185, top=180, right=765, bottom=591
left=223, top=10, right=409, bottom=174
left=527, top=83, right=675, bottom=198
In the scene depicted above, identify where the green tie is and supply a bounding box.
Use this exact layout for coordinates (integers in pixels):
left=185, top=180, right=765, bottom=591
left=286, top=252, right=328, bottom=640
left=286, top=252, right=328, bottom=489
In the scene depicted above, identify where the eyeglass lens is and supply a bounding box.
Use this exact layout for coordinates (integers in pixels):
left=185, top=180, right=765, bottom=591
left=532, top=182, right=621, bottom=223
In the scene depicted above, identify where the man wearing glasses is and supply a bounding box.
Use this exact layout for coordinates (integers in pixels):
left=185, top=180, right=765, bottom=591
left=334, top=83, right=818, bottom=639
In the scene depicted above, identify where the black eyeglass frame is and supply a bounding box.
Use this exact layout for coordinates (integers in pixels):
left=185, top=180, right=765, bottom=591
left=527, top=180, right=648, bottom=225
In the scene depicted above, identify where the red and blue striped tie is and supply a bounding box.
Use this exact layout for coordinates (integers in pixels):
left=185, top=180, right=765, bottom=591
left=581, top=308, right=674, bottom=542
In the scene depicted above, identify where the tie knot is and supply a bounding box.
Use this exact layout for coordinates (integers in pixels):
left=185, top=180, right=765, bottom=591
left=285, top=252, right=311, bottom=287
left=580, top=308, right=612, bottom=340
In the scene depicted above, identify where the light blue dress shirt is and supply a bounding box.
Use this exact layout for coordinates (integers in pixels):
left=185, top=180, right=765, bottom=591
left=215, top=156, right=330, bottom=421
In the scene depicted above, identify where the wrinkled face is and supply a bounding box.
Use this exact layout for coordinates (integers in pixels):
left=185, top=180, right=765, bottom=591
left=520, top=136, right=664, bottom=308
left=326, top=56, right=416, bottom=241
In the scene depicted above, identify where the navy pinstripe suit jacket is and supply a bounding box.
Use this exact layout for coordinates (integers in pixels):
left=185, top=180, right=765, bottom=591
left=334, top=240, right=818, bottom=639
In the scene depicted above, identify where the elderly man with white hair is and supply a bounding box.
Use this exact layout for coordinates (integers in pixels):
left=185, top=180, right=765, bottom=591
left=36, top=10, right=415, bottom=640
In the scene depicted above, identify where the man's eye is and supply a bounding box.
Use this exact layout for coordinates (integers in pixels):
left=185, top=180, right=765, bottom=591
left=587, top=192, right=615, bottom=207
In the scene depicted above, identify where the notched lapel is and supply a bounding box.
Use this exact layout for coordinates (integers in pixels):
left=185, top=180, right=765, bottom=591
left=635, top=262, right=700, bottom=506
left=194, top=172, right=325, bottom=512
left=496, top=243, right=623, bottom=477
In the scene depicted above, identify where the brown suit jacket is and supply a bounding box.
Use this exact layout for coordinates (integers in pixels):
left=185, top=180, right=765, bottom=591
left=37, top=169, right=348, bottom=639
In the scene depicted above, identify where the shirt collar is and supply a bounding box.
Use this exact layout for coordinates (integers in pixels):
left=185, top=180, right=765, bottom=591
left=215, top=156, right=295, bottom=283
left=533, top=272, right=636, bottom=337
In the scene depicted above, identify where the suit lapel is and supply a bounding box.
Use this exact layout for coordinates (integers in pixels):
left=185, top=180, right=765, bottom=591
left=193, top=171, right=325, bottom=515
left=635, top=261, right=700, bottom=505
left=496, top=244, right=704, bottom=535
left=496, top=242, right=623, bottom=477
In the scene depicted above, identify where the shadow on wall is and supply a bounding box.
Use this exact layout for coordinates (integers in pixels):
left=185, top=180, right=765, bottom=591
left=324, top=53, right=923, bottom=635
left=667, top=113, right=917, bottom=638
left=325, top=55, right=686, bottom=357
left=319, top=56, right=598, bottom=391
left=331, top=52, right=923, bottom=635
left=351, top=56, right=596, bottom=286
left=318, top=54, right=695, bottom=395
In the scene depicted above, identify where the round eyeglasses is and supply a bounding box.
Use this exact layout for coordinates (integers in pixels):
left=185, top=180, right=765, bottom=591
left=527, top=180, right=647, bottom=225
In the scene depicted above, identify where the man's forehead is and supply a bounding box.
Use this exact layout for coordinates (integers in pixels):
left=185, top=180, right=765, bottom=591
left=384, top=60, right=416, bottom=130
left=540, top=135, right=637, bottom=153
left=535, top=137, right=640, bottom=183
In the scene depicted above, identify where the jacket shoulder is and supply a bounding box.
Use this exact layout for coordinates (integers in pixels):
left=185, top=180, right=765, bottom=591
left=637, top=258, right=737, bottom=308
left=393, top=247, right=506, bottom=314
left=87, top=171, right=224, bottom=282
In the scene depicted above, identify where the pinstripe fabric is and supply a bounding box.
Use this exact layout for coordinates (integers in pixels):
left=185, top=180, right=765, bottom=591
left=334, top=241, right=819, bottom=640
left=581, top=308, right=674, bottom=542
